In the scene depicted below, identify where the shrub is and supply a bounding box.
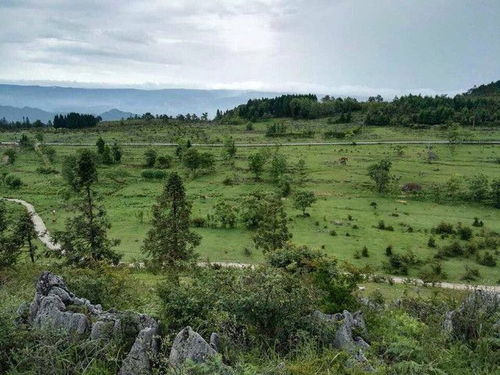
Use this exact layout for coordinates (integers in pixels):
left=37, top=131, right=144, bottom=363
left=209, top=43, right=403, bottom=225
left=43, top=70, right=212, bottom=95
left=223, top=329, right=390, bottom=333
left=438, top=241, right=464, bottom=258
left=191, top=217, right=206, bottom=228
left=377, top=220, right=394, bottom=231
left=476, top=251, right=496, bottom=267
left=472, top=217, right=484, bottom=227
left=361, top=246, right=369, bottom=257
left=156, top=155, right=172, bottom=169
left=427, top=237, right=436, bottom=248
left=266, top=244, right=359, bottom=313
left=158, top=266, right=317, bottom=352
left=144, top=149, right=157, bottom=167
left=4, top=174, right=22, bottom=189
left=222, top=177, right=234, bottom=186
left=3, top=149, right=16, bottom=164
left=433, top=221, right=454, bottom=235
left=383, top=251, right=420, bottom=275
left=461, top=266, right=480, bottom=281
left=457, top=225, right=473, bottom=241
left=36, top=167, right=59, bottom=174
left=385, top=245, right=393, bottom=256
left=141, top=169, right=167, bottom=179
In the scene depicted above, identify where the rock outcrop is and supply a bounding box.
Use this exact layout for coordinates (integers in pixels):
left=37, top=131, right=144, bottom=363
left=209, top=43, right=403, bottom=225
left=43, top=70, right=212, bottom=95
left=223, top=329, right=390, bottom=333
left=169, top=326, right=218, bottom=367
left=312, top=310, right=373, bottom=371
left=444, top=289, right=500, bottom=339
left=19, top=271, right=159, bottom=375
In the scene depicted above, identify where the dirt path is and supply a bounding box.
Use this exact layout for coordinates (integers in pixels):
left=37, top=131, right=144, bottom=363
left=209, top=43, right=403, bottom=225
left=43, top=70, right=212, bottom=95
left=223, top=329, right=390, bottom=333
left=3, top=197, right=499, bottom=293
left=2, top=198, right=61, bottom=251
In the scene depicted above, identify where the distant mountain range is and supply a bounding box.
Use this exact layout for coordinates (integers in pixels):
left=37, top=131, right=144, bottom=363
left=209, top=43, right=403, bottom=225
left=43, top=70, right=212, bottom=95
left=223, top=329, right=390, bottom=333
left=0, top=84, right=283, bottom=122
left=0, top=105, right=135, bottom=123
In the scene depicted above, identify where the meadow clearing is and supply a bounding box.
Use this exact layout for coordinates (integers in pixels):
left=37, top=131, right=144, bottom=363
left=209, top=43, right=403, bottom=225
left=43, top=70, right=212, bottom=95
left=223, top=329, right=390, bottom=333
left=1, top=122, right=499, bottom=284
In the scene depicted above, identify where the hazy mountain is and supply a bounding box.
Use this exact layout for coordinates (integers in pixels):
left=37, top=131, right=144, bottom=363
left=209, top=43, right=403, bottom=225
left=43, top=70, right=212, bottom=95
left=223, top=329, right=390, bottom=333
left=0, top=84, right=283, bottom=118
left=0, top=105, right=55, bottom=123
left=0, top=105, right=138, bottom=123
left=99, top=108, right=136, bottom=121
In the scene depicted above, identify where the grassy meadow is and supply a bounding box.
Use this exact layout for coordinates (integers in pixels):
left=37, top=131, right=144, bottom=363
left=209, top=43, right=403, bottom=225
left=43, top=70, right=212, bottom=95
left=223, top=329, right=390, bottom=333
left=1, top=122, right=499, bottom=284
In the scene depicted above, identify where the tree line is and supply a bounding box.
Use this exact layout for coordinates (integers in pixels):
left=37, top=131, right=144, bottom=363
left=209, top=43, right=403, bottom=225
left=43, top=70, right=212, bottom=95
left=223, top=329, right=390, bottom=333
left=217, top=80, right=500, bottom=127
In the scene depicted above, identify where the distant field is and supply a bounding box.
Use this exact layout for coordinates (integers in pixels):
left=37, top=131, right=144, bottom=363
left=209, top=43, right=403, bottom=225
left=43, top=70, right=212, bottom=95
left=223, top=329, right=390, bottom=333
left=1, top=118, right=500, bottom=145
left=0, top=125, right=499, bottom=284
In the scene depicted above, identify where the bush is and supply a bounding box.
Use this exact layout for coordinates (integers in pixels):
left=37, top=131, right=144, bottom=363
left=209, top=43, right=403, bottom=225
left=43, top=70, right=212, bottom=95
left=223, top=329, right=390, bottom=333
left=383, top=251, right=420, bottom=275
left=156, top=155, right=172, bottom=169
left=36, top=167, right=59, bottom=175
left=433, top=221, right=454, bottom=235
left=191, top=217, right=206, bottom=228
left=476, top=251, right=496, bottom=267
left=377, top=220, right=394, bottom=231
left=144, top=149, right=157, bottom=167
left=438, top=241, right=464, bottom=258
left=2, top=149, right=16, bottom=164
left=385, top=245, right=393, bottom=256
left=361, top=246, right=369, bottom=257
left=158, top=266, right=317, bottom=352
left=4, top=174, right=22, bottom=189
left=427, top=237, right=436, bottom=248
left=461, top=266, right=480, bottom=281
left=267, top=244, right=360, bottom=313
left=141, top=169, right=167, bottom=179
left=457, top=225, right=473, bottom=241
left=62, top=267, right=142, bottom=310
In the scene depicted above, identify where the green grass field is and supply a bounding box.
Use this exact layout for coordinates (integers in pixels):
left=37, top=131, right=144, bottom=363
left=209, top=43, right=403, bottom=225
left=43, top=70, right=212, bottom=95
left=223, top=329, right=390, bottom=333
left=1, top=124, right=499, bottom=284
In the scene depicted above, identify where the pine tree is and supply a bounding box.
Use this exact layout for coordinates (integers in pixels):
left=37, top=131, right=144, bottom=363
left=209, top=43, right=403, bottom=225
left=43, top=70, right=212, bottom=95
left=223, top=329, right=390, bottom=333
left=16, top=211, right=38, bottom=262
left=0, top=201, right=22, bottom=267
left=54, top=150, right=121, bottom=266
left=142, top=172, right=201, bottom=268
left=253, top=197, right=291, bottom=253
left=96, top=137, right=106, bottom=154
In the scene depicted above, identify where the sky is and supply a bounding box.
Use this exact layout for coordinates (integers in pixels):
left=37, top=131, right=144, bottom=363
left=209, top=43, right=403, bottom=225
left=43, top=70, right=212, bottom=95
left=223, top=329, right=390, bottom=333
left=0, top=0, right=498, bottom=97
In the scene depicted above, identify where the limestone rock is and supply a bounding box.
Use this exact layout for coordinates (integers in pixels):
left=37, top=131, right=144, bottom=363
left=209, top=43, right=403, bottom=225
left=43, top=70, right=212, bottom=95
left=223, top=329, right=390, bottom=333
left=312, top=310, right=371, bottom=370
left=169, top=326, right=217, bottom=367
left=20, top=271, right=159, bottom=375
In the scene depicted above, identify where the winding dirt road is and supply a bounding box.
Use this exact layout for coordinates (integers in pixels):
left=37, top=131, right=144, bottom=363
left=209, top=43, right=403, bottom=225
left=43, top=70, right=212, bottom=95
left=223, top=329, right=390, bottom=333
left=3, top=197, right=499, bottom=293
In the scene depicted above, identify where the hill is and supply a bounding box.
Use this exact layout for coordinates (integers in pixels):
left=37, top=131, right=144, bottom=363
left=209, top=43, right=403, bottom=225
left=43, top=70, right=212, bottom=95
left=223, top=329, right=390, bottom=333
left=0, top=105, right=55, bottom=123
left=0, top=84, right=282, bottom=118
left=466, top=80, right=500, bottom=97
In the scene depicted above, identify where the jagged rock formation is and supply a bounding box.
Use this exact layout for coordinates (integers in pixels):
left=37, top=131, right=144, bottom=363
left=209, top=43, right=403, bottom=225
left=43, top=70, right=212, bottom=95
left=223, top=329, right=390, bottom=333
left=18, top=272, right=159, bottom=375
left=444, top=290, right=500, bottom=339
left=312, top=310, right=373, bottom=371
left=169, top=326, right=218, bottom=367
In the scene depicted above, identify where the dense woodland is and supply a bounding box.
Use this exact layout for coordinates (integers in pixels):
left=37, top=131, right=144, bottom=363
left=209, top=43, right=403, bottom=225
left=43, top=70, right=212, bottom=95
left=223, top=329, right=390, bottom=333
left=218, top=81, right=500, bottom=127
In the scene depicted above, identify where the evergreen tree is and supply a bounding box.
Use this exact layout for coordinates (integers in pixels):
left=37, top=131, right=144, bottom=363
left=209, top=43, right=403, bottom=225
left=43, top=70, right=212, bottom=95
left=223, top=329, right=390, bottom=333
left=223, top=137, right=237, bottom=161
left=248, top=152, right=266, bottom=180
left=0, top=201, right=22, bottom=267
left=96, top=137, right=106, bottom=154
left=112, top=142, right=122, bottom=163
left=253, top=197, right=291, bottom=253
left=54, top=150, right=121, bottom=266
left=16, top=211, right=37, bottom=263
left=142, top=172, right=201, bottom=268
left=101, top=145, right=113, bottom=165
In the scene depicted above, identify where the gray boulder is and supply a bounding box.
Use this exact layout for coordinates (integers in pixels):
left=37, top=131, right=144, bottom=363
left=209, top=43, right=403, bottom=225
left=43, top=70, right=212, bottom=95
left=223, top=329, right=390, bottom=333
left=312, top=310, right=372, bottom=370
left=444, top=289, right=499, bottom=339
left=20, top=271, right=159, bottom=375
left=120, top=327, right=160, bottom=375
left=169, top=326, right=217, bottom=367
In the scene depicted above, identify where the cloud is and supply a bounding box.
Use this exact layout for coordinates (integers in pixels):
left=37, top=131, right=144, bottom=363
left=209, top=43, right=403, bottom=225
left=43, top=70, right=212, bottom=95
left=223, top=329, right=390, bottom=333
left=0, top=0, right=498, bottom=95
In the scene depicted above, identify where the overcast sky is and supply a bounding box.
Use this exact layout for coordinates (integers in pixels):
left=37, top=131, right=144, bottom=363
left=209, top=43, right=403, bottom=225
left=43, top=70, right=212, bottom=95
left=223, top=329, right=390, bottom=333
left=0, top=0, right=498, bottom=96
